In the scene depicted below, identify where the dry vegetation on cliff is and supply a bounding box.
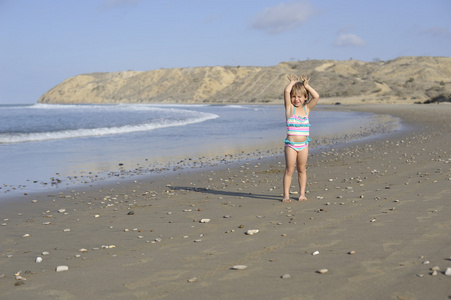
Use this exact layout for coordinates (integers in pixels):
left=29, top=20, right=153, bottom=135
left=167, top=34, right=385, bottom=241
left=38, top=56, right=451, bottom=105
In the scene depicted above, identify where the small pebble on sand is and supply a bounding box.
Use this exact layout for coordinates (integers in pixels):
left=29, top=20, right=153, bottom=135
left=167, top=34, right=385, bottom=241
left=56, top=265, right=69, bottom=272
left=245, top=229, right=259, bottom=235
left=232, top=265, right=247, bottom=270
left=281, top=274, right=291, bottom=279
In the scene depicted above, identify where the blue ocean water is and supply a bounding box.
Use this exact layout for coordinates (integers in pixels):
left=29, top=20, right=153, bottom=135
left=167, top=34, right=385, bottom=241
left=0, top=103, right=389, bottom=198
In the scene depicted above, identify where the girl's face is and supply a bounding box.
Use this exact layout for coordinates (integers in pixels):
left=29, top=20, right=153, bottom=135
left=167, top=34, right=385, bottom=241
left=291, top=93, right=306, bottom=107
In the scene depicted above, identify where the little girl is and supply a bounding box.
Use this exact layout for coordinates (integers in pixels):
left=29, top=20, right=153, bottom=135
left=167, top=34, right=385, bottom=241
left=282, top=75, right=320, bottom=202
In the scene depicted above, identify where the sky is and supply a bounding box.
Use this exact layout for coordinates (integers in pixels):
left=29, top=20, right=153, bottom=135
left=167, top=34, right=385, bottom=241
left=0, top=0, right=450, bottom=104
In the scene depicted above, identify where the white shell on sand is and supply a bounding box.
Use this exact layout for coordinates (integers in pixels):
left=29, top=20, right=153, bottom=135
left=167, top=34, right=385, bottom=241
left=56, top=265, right=69, bottom=272
left=318, top=269, right=328, bottom=274
left=42, top=251, right=50, bottom=256
left=445, top=267, right=451, bottom=276
left=35, top=257, right=43, bottom=263
left=79, top=248, right=88, bottom=253
left=200, top=219, right=211, bottom=223
left=245, top=229, right=259, bottom=235
left=281, top=274, right=291, bottom=279
left=15, top=272, right=26, bottom=280
left=312, top=251, right=320, bottom=256
left=232, top=265, right=248, bottom=270
left=58, top=209, right=66, bottom=213
left=187, top=277, right=197, bottom=283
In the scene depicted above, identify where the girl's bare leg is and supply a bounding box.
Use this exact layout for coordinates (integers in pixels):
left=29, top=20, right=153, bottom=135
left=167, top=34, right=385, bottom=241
left=296, top=145, right=309, bottom=201
left=283, top=146, right=297, bottom=202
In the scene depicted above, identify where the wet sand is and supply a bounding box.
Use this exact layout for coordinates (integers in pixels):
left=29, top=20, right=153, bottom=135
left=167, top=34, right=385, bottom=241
left=0, top=104, right=450, bottom=300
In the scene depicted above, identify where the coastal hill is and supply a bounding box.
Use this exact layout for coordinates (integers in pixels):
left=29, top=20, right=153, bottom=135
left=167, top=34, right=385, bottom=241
left=38, top=56, right=451, bottom=105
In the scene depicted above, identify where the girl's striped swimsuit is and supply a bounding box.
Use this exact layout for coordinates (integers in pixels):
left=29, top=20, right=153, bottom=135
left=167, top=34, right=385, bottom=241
left=284, top=105, right=311, bottom=151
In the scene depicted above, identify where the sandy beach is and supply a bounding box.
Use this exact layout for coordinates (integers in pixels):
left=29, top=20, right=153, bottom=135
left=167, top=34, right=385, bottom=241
left=1, top=103, right=450, bottom=300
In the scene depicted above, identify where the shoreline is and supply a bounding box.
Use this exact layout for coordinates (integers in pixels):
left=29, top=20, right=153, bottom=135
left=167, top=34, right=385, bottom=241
left=0, top=104, right=400, bottom=201
left=1, top=103, right=450, bottom=299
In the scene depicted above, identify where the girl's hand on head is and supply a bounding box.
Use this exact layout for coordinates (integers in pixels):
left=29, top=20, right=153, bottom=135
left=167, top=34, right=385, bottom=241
left=287, top=74, right=298, bottom=83
left=300, top=75, right=311, bottom=86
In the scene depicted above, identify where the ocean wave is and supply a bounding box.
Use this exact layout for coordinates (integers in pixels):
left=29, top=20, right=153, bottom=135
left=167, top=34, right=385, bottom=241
left=226, top=105, right=246, bottom=109
left=0, top=111, right=218, bottom=144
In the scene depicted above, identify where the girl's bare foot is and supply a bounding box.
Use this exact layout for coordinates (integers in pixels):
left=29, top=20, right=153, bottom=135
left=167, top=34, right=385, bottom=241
left=282, top=198, right=292, bottom=203
left=298, top=196, right=307, bottom=201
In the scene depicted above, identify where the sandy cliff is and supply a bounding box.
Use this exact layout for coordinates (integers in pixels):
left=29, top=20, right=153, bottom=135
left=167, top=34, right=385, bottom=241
left=38, top=56, right=451, bottom=104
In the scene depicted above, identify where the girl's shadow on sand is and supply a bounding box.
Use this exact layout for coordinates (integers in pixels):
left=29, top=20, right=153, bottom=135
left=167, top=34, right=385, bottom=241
left=169, top=186, right=280, bottom=202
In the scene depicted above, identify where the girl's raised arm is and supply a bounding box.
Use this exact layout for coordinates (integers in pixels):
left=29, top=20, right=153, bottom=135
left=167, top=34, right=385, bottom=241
left=301, top=75, right=320, bottom=111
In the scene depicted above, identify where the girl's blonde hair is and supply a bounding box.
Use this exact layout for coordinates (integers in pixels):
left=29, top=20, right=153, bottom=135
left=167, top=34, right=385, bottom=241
left=290, top=82, right=309, bottom=100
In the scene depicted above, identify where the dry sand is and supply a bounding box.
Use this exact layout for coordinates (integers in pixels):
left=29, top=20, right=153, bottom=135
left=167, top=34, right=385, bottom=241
left=1, top=104, right=450, bottom=300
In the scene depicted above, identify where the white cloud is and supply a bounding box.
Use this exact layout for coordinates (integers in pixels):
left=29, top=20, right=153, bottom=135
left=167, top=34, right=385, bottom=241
left=252, top=0, right=316, bottom=34
left=334, top=34, right=366, bottom=47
